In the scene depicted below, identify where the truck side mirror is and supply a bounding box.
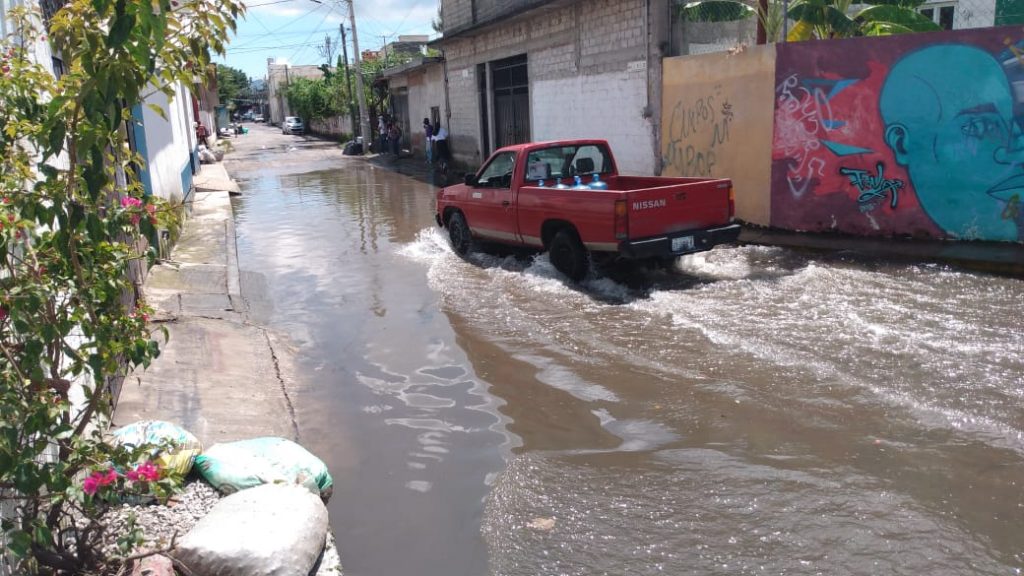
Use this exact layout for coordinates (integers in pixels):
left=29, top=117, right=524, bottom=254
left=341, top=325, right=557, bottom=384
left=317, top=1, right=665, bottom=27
left=464, top=173, right=478, bottom=187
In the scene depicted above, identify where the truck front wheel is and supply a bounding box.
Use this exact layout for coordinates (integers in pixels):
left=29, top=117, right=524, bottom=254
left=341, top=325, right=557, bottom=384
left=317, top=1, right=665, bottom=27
left=549, top=229, right=590, bottom=282
left=447, top=211, right=474, bottom=256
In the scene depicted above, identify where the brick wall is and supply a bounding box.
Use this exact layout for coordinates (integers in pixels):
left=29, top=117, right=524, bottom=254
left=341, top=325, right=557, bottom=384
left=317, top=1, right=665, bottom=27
left=443, top=0, right=474, bottom=34
left=440, top=0, right=661, bottom=173
left=408, top=64, right=447, bottom=155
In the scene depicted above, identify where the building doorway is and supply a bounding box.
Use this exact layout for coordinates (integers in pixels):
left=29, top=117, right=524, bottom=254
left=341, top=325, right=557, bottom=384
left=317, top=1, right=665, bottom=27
left=492, top=54, right=530, bottom=149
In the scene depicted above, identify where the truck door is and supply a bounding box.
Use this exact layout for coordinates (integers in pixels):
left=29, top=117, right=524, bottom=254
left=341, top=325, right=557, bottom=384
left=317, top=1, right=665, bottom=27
left=467, top=151, right=518, bottom=243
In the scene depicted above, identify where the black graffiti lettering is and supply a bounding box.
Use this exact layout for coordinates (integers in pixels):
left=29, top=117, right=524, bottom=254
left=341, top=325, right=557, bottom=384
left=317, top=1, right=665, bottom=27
left=711, top=100, right=732, bottom=149
left=663, top=93, right=733, bottom=177
left=684, top=145, right=715, bottom=177
left=840, top=162, right=904, bottom=212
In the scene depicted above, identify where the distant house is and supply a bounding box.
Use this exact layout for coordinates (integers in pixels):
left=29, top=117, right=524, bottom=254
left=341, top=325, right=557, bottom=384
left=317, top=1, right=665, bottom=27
left=382, top=56, right=446, bottom=156
left=266, top=61, right=331, bottom=125
left=435, top=0, right=669, bottom=174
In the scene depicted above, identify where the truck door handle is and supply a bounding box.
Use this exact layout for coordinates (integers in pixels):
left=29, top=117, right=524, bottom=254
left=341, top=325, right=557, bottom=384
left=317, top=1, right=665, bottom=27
left=502, top=200, right=511, bottom=207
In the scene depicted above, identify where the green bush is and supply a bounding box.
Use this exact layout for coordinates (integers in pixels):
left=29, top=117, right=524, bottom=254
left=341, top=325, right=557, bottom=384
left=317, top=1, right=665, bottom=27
left=0, top=0, right=240, bottom=572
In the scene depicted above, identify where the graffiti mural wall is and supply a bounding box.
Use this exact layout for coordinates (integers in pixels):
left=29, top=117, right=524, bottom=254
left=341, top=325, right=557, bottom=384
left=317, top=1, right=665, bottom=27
left=772, top=27, right=1024, bottom=242
left=662, top=46, right=776, bottom=225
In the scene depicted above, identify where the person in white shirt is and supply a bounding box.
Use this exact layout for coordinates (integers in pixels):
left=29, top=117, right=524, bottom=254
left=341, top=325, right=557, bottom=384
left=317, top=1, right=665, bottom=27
left=431, top=124, right=449, bottom=167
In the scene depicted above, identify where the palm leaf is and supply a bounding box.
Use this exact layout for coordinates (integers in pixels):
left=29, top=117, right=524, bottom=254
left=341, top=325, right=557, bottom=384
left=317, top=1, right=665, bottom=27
left=786, top=18, right=817, bottom=40
left=788, top=3, right=858, bottom=37
left=855, top=4, right=942, bottom=32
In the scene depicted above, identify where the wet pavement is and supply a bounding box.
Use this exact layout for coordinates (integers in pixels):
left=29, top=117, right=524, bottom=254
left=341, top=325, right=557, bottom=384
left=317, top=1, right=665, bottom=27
left=225, top=125, right=1024, bottom=576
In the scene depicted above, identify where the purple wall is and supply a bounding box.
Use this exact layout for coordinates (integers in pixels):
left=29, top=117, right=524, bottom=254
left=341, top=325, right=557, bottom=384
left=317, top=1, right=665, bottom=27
left=771, top=27, right=1024, bottom=242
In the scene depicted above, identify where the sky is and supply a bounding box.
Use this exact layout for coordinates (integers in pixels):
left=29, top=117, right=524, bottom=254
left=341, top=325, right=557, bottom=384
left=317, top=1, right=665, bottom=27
left=216, top=0, right=440, bottom=81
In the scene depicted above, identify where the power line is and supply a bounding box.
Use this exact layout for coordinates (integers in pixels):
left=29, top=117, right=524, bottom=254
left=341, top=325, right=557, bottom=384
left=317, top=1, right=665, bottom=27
left=245, top=0, right=298, bottom=7
left=287, top=2, right=338, bottom=63
left=230, top=1, right=327, bottom=50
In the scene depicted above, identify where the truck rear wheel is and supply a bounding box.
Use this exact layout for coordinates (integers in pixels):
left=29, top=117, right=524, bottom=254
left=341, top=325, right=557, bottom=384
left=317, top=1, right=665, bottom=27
left=447, top=211, right=474, bottom=256
left=549, top=229, right=590, bottom=282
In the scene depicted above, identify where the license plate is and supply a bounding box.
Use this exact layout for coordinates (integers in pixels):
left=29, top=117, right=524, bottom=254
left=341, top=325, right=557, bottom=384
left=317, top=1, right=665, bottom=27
left=671, top=236, right=694, bottom=252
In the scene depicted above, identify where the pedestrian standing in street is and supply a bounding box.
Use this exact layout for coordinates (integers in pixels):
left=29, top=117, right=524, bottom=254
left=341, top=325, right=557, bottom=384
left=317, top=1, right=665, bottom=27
left=195, top=121, right=209, bottom=147
left=389, top=122, right=402, bottom=157
left=377, top=115, right=387, bottom=154
left=432, top=122, right=450, bottom=174
left=423, top=118, right=434, bottom=165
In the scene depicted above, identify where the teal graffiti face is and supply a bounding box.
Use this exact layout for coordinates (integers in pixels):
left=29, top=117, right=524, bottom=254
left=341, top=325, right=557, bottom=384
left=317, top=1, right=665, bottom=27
left=881, top=44, right=1022, bottom=241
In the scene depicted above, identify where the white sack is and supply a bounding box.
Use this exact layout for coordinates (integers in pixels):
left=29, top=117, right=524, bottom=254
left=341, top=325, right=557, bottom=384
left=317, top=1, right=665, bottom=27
left=174, top=483, right=328, bottom=576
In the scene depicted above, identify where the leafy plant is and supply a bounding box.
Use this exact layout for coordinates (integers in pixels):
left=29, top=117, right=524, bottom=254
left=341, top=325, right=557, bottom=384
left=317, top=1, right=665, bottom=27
left=675, top=0, right=939, bottom=42
left=0, top=0, right=241, bottom=572
left=786, top=0, right=940, bottom=40
left=285, top=77, right=339, bottom=126
left=216, top=63, right=249, bottom=109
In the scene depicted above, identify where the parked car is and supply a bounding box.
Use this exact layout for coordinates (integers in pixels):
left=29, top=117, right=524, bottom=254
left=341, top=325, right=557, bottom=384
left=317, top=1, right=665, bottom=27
left=253, top=114, right=265, bottom=123
left=282, top=116, right=304, bottom=135
left=435, top=139, right=740, bottom=281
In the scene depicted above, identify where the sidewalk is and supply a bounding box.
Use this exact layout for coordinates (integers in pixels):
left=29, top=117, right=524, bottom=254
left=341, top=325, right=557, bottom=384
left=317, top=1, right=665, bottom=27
left=112, top=161, right=343, bottom=574
left=113, top=186, right=297, bottom=443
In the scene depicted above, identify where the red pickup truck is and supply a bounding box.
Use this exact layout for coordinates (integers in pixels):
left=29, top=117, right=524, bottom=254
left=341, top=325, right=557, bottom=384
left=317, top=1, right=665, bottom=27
left=435, top=139, right=740, bottom=281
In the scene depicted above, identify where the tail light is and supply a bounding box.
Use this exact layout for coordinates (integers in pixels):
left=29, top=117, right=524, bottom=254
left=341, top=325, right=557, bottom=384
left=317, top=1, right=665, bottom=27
left=728, top=186, right=735, bottom=222
left=614, top=199, right=628, bottom=240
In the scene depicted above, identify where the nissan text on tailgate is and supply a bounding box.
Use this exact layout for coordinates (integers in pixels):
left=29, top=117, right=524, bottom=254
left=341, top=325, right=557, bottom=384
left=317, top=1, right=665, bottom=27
left=435, top=139, right=740, bottom=281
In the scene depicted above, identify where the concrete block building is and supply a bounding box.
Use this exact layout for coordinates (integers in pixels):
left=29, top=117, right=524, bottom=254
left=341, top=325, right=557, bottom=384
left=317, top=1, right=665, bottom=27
left=383, top=56, right=446, bottom=155
left=436, top=0, right=670, bottom=174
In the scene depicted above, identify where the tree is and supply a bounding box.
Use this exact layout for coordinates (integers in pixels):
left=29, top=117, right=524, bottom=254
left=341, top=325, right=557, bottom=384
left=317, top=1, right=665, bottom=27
left=216, top=63, right=249, bottom=107
left=0, top=0, right=241, bottom=572
left=285, top=77, right=335, bottom=125
left=359, top=50, right=414, bottom=123
left=431, top=5, right=443, bottom=34
left=786, top=0, right=940, bottom=40
left=675, top=0, right=939, bottom=42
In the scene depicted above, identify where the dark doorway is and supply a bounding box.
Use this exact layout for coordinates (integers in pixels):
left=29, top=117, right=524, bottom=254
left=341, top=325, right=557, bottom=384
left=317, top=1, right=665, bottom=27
left=392, top=90, right=411, bottom=149
left=492, top=54, right=530, bottom=148
left=477, top=63, right=490, bottom=158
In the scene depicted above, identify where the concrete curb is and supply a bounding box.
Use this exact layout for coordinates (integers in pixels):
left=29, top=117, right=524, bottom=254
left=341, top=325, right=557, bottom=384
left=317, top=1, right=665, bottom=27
left=740, top=227, right=1024, bottom=277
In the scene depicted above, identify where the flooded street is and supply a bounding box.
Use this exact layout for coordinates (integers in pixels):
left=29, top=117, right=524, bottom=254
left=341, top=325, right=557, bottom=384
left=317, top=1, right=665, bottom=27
left=226, top=126, right=1024, bottom=576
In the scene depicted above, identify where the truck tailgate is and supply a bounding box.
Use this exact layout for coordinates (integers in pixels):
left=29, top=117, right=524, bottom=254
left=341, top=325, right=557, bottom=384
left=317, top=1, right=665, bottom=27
left=625, top=178, right=732, bottom=239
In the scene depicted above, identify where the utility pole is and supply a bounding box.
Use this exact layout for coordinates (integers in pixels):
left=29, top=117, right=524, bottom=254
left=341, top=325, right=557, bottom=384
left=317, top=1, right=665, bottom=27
left=347, top=0, right=371, bottom=154
left=340, top=24, right=356, bottom=136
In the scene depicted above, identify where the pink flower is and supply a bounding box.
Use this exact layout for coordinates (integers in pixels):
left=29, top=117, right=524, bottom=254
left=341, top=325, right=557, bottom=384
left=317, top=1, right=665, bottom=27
left=100, top=468, right=118, bottom=486
left=136, top=461, right=161, bottom=482
left=126, top=469, right=141, bottom=482
left=83, top=475, right=99, bottom=495
left=0, top=307, right=7, bottom=322
left=130, top=214, right=141, bottom=226
left=120, top=196, right=142, bottom=209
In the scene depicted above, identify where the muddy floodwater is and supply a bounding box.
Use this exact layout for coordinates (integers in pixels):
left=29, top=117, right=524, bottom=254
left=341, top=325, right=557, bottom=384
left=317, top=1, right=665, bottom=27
left=227, top=128, right=1024, bottom=576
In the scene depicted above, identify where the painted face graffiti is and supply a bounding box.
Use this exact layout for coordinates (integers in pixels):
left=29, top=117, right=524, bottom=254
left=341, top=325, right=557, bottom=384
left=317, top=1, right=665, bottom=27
left=880, top=44, right=1024, bottom=241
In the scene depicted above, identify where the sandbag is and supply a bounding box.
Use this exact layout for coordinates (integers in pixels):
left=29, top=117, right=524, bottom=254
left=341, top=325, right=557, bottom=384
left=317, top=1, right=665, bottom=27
left=111, top=420, right=202, bottom=477
left=194, top=437, right=333, bottom=500
left=199, top=147, right=217, bottom=164
left=174, top=483, right=328, bottom=576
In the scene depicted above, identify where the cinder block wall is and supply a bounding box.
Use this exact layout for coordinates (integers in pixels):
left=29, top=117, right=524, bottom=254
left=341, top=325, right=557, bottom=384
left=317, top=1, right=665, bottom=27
left=440, top=0, right=662, bottom=174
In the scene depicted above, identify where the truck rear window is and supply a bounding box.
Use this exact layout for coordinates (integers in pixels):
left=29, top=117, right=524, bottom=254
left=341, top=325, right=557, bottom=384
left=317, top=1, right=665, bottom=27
left=525, top=144, right=612, bottom=181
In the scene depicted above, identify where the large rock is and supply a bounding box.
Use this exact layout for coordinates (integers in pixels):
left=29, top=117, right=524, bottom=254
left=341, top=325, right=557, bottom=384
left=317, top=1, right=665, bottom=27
left=173, top=483, right=328, bottom=576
